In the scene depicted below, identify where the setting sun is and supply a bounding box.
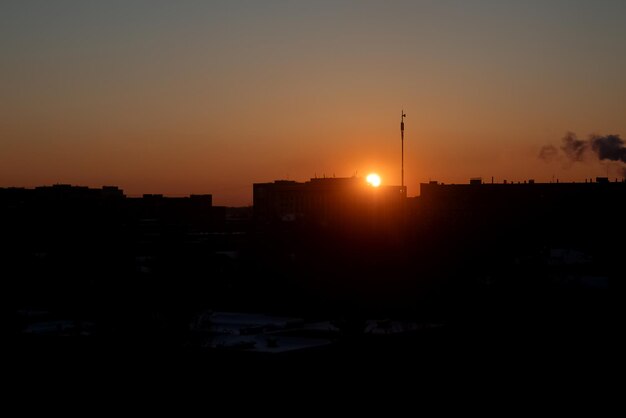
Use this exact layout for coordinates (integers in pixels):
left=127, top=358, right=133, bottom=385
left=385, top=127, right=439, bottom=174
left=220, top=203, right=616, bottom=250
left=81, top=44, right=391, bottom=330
left=366, top=173, right=381, bottom=187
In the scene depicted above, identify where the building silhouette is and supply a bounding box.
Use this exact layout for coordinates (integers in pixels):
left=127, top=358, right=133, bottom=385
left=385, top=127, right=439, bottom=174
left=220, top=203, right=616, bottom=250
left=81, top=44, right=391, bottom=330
left=6, top=177, right=621, bottom=355
left=253, top=177, right=406, bottom=232
left=418, top=177, right=626, bottom=223
left=415, top=177, right=626, bottom=257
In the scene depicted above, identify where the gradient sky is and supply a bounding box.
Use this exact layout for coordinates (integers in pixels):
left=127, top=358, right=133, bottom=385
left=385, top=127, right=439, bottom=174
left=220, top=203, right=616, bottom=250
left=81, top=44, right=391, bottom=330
left=2, top=0, right=625, bottom=205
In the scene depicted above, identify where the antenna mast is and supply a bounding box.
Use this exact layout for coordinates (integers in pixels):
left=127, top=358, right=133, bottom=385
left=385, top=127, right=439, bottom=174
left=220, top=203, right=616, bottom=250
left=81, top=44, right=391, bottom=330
left=401, top=110, right=406, bottom=191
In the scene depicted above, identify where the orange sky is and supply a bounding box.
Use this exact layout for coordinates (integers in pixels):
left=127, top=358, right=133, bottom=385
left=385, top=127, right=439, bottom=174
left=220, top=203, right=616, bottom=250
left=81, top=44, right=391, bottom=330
left=2, top=1, right=625, bottom=205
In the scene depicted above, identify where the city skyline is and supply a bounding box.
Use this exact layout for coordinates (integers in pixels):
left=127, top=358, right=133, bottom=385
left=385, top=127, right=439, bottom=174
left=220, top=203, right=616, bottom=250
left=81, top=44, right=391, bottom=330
left=2, top=1, right=626, bottom=205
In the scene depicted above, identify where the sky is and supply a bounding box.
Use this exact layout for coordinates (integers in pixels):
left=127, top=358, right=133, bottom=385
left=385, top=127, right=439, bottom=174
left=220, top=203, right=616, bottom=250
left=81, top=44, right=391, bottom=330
left=1, top=0, right=625, bottom=205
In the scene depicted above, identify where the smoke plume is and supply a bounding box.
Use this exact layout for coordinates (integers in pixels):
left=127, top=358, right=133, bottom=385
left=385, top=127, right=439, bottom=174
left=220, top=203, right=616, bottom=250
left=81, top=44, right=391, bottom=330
left=539, top=132, right=626, bottom=176
left=538, top=145, right=558, bottom=162
left=560, top=132, right=588, bottom=162
left=590, top=134, right=626, bottom=163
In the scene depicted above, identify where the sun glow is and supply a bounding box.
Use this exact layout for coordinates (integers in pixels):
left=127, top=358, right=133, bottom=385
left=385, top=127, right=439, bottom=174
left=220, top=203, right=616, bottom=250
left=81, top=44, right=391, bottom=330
left=366, top=173, right=381, bottom=187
